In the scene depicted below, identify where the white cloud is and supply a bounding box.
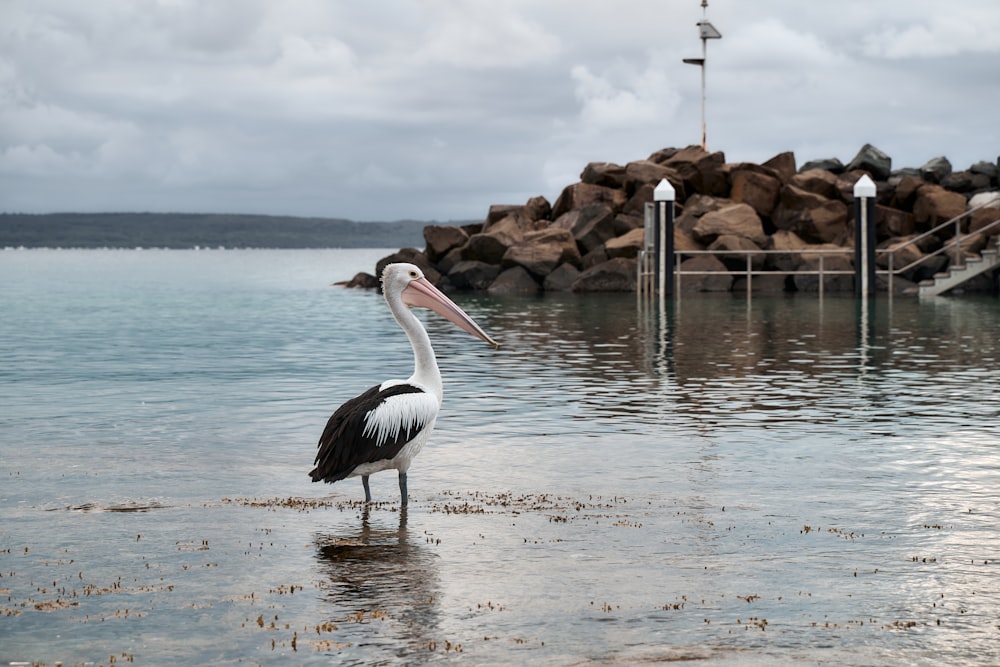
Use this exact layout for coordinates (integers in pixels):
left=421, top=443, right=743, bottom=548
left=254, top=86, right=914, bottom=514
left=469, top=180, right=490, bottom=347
left=570, top=62, right=681, bottom=129
left=274, top=34, right=357, bottom=74
left=862, top=11, right=1000, bottom=58
left=720, top=18, right=847, bottom=72
left=414, top=1, right=560, bottom=68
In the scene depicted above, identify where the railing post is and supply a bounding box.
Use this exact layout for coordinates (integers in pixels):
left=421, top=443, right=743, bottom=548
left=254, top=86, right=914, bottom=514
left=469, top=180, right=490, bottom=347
left=819, top=254, right=825, bottom=299
left=654, top=178, right=676, bottom=302
left=954, top=219, right=963, bottom=267
left=853, top=175, right=877, bottom=298
left=888, top=252, right=894, bottom=296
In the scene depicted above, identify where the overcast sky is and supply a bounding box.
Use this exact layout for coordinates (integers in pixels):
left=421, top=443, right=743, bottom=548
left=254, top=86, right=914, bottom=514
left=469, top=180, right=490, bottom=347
left=3, top=1, right=999, bottom=221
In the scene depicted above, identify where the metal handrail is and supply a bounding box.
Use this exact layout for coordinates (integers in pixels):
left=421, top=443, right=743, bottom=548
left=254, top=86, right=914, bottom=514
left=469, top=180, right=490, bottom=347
left=672, top=247, right=854, bottom=297
left=637, top=200, right=1000, bottom=297
left=876, top=199, right=1000, bottom=275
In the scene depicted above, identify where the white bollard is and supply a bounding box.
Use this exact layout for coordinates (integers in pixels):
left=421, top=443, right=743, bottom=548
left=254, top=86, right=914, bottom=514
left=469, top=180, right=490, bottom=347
left=654, top=178, right=676, bottom=301
left=853, top=174, right=877, bottom=298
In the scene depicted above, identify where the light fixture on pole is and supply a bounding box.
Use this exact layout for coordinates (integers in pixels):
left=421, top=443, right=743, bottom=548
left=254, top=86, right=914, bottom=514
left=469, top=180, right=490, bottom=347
left=683, top=0, right=722, bottom=150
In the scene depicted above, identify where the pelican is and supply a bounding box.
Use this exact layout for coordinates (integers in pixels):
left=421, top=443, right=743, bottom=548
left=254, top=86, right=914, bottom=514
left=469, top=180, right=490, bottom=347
left=309, top=262, right=498, bottom=505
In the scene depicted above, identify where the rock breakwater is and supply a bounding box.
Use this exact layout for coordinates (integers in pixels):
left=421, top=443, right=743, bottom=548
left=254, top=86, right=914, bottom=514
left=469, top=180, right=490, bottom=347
left=345, top=144, right=1000, bottom=294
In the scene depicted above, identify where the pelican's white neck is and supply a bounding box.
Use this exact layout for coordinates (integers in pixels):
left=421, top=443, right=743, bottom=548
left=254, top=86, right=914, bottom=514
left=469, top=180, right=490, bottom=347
left=387, top=292, right=443, bottom=400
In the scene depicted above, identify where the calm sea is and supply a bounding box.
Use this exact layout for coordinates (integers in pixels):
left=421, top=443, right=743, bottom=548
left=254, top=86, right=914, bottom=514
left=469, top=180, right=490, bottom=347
left=1, top=248, right=999, bottom=666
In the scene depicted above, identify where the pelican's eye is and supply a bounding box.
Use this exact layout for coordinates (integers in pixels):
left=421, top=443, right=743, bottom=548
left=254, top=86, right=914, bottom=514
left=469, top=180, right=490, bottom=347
left=409, top=270, right=419, bottom=279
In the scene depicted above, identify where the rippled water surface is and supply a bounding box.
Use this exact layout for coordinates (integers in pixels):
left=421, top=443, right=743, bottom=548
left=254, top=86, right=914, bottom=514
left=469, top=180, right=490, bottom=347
left=2, top=249, right=1000, bottom=665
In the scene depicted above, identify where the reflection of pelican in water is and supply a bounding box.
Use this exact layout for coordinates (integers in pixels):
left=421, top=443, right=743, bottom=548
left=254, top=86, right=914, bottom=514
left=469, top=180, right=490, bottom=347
left=314, top=507, right=441, bottom=656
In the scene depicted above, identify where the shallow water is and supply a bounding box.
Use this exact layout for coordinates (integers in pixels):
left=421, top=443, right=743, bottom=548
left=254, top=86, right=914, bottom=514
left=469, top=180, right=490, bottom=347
left=2, top=249, right=999, bottom=665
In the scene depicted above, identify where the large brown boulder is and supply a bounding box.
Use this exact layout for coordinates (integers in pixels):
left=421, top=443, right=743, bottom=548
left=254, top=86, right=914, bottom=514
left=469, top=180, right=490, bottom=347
left=942, top=170, right=991, bottom=193
left=762, top=151, right=797, bottom=181
left=622, top=183, right=654, bottom=217
left=708, top=234, right=765, bottom=270
left=892, top=175, right=923, bottom=209
left=543, top=263, right=581, bottom=292
left=580, top=245, right=609, bottom=269
left=800, top=157, right=845, bottom=174
left=336, top=272, right=379, bottom=289
left=436, top=246, right=464, bottom=274
left=571, top=257, right=636, bottom=292
left=876, top=205, right=915, bottom=238
left=604, top=227, right=645, bottom=259
left=790, top=169, right=840, bottom=200
left=774, top=186, right=848, bottom=244
left=656, top=145, right=728, bottom=196
left=551, top=182, right=627, bottom=219
left=461, top=215, right=527, bottom=264
left=675, top=194, right=729, bottom=234
left=502, top=227, right=581, bottom=278
left=730, top=167, right=782, bottom=219
left=913, top=184, right=967, bottom=228
left=581, top=162, right=627, bottom=188
left=919, top=156, right=952, bottom=183
left=623, top=160, right=683, bottom=196
left=674, top=227, right=704, bottom=253
left=447, top=260, right=501, bottom=290
left=692, top=203, right=767, bottom=246
left=970, top=202, right=1000, bottom=235
left=613, top=213, right=643, bottom=236
left=487, top=266, right=541, bottom=295
left=552, top=203, right=618, bottom=254
left=487, top=214, right=531, bottom=240
left=808, top=199, right=849, bottom=244
left=677, top=254, right=731, bottom=292
left=483, top=196, right=551, bottom=229
left=970, top=161, right=1000, bottom=182
left=461, top=233, right=511, bottom=265
left=766, top=229, right=810, bottom=272
left=523, top=195, right=553, bottom=223
left=485, top=204, right=521, bottom=226
left=969, top=204, right=1000, bottom=253
left=846, top=143, right=892, bottom=181
left=647, top=147, right=680, bottom=163
left=423, top=225, right=469, bottom=262
left=793, top=253, right=854, bottom=292
left=876, top=236, right=924, bottom=273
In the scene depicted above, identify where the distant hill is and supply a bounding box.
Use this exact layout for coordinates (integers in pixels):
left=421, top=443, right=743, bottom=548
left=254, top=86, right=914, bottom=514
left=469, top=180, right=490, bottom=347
left=0, top=212, right=438, bottom=248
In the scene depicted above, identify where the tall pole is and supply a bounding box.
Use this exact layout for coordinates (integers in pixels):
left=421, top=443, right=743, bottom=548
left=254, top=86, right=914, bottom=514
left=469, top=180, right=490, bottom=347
left=683, top=1, right=721, bottom=151
left=700, top=28, right=707, bottom=150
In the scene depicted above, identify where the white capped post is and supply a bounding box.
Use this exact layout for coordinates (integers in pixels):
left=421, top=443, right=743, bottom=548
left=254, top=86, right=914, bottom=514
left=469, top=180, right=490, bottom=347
left=853, top=174, right=877, bottom=298
left=853, top=173, right=877, bottom=199
left=654, top=178, right=676, bottom=300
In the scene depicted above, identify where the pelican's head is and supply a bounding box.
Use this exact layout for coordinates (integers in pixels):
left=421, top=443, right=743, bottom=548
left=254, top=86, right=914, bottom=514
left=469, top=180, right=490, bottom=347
left=381, top=263, right=499, bottom=348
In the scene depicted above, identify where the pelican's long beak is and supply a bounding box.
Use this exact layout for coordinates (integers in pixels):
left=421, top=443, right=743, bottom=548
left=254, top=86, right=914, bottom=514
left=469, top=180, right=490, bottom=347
left=402, top=277, right=499, bottom=348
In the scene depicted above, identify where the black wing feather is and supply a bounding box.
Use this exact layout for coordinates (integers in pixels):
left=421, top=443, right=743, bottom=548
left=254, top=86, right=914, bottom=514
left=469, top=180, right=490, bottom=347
left=309, top=383, right=427, bottom=483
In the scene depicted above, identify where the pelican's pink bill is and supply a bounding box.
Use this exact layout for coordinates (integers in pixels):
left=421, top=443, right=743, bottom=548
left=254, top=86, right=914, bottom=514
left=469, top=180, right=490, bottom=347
left=401, top=278, right=499, bottom=348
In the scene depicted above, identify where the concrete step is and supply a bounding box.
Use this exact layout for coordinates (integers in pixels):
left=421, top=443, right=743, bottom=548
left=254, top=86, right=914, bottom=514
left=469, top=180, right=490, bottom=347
left=920, top=247, right=1000, bottom=297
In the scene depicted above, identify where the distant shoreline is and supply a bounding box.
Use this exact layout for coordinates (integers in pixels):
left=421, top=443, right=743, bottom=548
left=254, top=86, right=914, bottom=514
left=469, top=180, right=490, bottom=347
left=0, top=212, right=445, bottom=249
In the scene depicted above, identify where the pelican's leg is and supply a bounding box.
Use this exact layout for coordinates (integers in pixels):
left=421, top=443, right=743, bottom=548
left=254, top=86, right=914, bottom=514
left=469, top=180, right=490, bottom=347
left=362, top=475, right=372, bottom=503
left=398, top=472, right=408, bottom=507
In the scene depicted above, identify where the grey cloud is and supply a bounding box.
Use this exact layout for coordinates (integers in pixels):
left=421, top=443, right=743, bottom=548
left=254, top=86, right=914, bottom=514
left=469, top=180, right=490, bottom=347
left=1, top=0, right=998, bottom=220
